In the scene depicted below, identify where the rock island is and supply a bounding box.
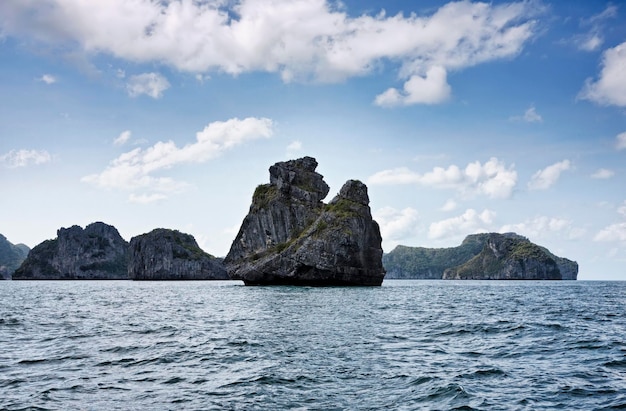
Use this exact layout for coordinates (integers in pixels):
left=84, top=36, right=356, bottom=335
left=224, top=156, right=385, bottom=286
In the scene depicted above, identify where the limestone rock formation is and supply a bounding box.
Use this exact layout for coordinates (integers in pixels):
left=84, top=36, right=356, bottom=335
left=384, top=233, right=577, bottom=280
left=13, top=222, right=129, bottom=280
left=128, top=228, right=228, bottom=280
left=0, top=234, right=30, bottom=280
left=383, top=234, right=490, bottom=279
left=225, top=157, right=385, bottom=286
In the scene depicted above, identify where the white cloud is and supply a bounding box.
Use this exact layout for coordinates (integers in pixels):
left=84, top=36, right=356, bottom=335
left=375, top=66, right=451, bottom=107
left=195, top=74, right=211, bottom=84
left=114, top=130, right=132, bottom=146
left=82, top=117, right=274, bottom=198
left=619, top=201, right=626, bottom=218
left=523, top=106, right=542, bottom=122
left=368, top=157, right=517, bottom=199
left=38, top=74, right=57, bottom=84
left=594, top=222, right=626, bottom=242
left=579, top=41, right=626, bottom=107
left=616, top=132, right=626, bottom=150
left=441, top=199, right=457, bottom=212
left=286, top=140, right=303, bottom=157
left=126, top=72, right=170, bottom=99
left=591, top=168, right=614, bottom=179
left=572, top=5, right=617, bottom=52
left=428, top=208, right=495, bottom=240
left=594, top=201, right=626, bottom=242
left=129, top=193, right=167, bottom=204
left=528, top=160, right=571, bottom=190
left=501, top=216, right=576, bottom=240
left=0, top=0, right=538, bottom=106
left=578, top=35, right=603, bottom=52
left=373, top=206, right=419, bottom=249
left=509, top=105, right=542, bottom=122
left=1, top=149, right=52, bottom=168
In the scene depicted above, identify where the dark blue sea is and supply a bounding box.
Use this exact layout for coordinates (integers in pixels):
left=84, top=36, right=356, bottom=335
left=1, top=280, right=625, bottom=410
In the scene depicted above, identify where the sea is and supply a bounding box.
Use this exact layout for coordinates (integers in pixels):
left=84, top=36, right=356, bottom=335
left=1, top=280, right=625, bottom=410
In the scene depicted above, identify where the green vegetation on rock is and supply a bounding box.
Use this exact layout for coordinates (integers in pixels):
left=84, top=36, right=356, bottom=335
left=252, top=184, right=279, bottom=210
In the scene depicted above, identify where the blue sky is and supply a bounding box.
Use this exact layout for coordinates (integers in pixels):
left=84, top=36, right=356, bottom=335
left=1, top=0, right=625, bottom=280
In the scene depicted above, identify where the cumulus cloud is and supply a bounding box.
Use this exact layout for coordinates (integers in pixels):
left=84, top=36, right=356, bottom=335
left=114, top=130, right=132, bottom=146
left=579, top=41, right=626, bottom=107
left=373, top=207, right=419, bottom=249
left=38, top=74, right=57, bottom=84
left=126, top=72, right=170, bottom=98
left=368, top=157, right=517, bottom=199
left=0, top=0, right=538, bottom=106
left=616, top=132, right=626, bottom=150
left=375, top=66, right=451, bottom=107
left=428, top=208, right=495, bottom=240
left=82, top=117, right=274, bottom=200
left=500, top=216, right=579, bottom=240
left=591, top=168, right=614, bottom=179
left=527, top=160, right=571, bottom=190
left=510, top=105, right=542, bottom=122
left=1, top=149, right=52, bottom=168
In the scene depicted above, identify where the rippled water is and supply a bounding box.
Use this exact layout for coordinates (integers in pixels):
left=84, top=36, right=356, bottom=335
left=1, top=280, right=625, bottom=410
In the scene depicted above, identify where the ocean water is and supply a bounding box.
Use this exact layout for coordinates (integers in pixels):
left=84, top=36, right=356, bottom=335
left=1, top=280, right=625, bottom=410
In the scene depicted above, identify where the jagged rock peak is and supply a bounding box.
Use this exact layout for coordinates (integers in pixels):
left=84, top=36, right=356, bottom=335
left=225, top=157, right=385, bottom=286
left=13, top=222, right=128, bottom=280
left=128, top=228, right=228, bottom=281
left=331, top=179, right=370, bottom=206
left=268, top=156, right=330, bottom=204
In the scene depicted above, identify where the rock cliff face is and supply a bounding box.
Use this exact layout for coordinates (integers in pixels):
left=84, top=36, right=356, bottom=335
left=443, top=233, right=562, bottom=280
left=225, top=157, right=385, bottom=286
left=383, top=234, right=489, bottom=279
left=384, top=233, right=577, bottom=280
left=0, top=234, right=30, bottom=280
left=128, top=229, right=228, bottom=280
left=13, top=222, right=128, bottom=280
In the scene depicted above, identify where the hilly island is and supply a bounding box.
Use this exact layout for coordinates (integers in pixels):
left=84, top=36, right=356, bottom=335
left=2, top=157, right=577, bottom=283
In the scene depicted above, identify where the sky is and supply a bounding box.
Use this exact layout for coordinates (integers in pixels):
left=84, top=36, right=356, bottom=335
left=1, top=0, right=625, bottom=280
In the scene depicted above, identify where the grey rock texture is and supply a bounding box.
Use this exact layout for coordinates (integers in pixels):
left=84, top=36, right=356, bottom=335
left=443, top=233, right=563, bottom=280
left=0, top=234, right=30, bottom=280
left=383, top=234, right=490, bottom=279
left=13, top=222, right=128, bottom=280
left=128, top=229, right=228, bottom=280
left=384, top=233, right=577, bottom=280
left=225, top=157, right=385, bottom=286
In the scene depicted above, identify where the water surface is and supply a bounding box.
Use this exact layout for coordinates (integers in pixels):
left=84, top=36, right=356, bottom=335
left=1, top=280, right=625, bottom=410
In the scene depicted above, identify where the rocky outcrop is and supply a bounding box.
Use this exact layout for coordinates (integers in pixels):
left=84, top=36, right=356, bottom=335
left=0, top=234, right=30, bottom=280
left=128, top=229, right=228, bottom=280
left=13, top=222, right=128, bottom=280
left=383, top=234, right=490, bottom=279
left=443, top=233, right=562, bottom=280
left=384, top=233, right=577, bottom=280
left=225, top=157, right=385, bottom=286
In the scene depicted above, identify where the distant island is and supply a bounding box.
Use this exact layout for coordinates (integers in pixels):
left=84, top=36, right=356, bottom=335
left=0, top=234, right=29, bottom=280
left=2, top=157, right=578, bottom=282
left=384, top=232, right=578, bottom=280
left=11, top=223, right=226, bottom=281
